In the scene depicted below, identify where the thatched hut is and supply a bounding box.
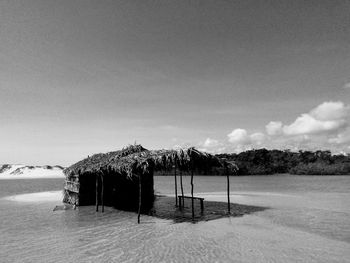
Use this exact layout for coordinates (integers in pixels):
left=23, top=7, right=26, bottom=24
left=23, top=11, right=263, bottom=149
left=63, top=144, right=236, bottom=217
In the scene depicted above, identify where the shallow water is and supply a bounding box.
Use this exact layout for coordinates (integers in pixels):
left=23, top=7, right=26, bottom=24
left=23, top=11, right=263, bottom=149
left=156, top=175, right=350, bottom=243
left=0, top=176, right=350, bottom=262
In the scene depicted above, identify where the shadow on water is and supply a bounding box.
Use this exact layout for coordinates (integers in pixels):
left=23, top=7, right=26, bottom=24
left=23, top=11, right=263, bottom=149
left=150, top=195, right=268, bottom=223
left=56, top=195, right=267, bottom=224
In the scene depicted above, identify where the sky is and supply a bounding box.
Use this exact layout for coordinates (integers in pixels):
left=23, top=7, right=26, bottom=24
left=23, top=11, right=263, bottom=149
left=0, top=0, right=350, bottom=165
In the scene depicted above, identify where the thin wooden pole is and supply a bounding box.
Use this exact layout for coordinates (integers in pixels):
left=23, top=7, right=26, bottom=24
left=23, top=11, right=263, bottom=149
left=191, top=162, right=194, bottom=220
left=174, top=160, right=178, bottom=207
left=226, top=168, right=230, bottom=214
left=180, top=170, right=184, bottom=207
left=95, top=175, right=99, bottom=212
left=137, top=175, right=142, bottom=224
left=101, top=174, right=104, bottom=213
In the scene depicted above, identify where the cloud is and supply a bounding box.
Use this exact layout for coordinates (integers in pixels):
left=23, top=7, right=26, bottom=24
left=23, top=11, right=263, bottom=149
left=202, top=138, right=220, bottom=148
left=227, top=129, right=250, bottom=145
left=265, top=102, right=348, bottom=137
left=262, top=101, right=349, bottom=152
left=309, top=101, right=348, bottom=121
left=283, top=113, right=346, bottom=135
left=196, top=101, right=350, bottom=155
left=343, top=82, right=350, bottom=89
left=266, top=121, right=283, bottom=136
left=227, top=129, right=266, bottom=147
left=198, top=138, right=226, bottom=153
left=328, top=128, right=350, bottom=144
left=282, top=101, right=348, bottom=136
left=250, top=132, right=266, bottom=145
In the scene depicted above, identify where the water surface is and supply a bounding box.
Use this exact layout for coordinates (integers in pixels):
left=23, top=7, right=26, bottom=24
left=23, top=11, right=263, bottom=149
left=0, top=175, right=349, bottom=262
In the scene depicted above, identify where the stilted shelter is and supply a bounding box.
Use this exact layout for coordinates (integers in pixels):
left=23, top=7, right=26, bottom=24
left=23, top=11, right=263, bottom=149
left=63, top=144, right=237, bottom=222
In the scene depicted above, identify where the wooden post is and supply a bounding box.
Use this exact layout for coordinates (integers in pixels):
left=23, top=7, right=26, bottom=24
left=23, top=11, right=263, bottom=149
left=137, top=174, right=142, bottom=224
left=95, top=175, right=99, bottom=212
left=101, top=174, right=104, bottom=213
left=191, top=161, right=194, bottom=220
left=227, top=171, right=230, bottom=214
left=180, top=170, right=184, bottom=207
left=174, top=160, right=178, bottom=207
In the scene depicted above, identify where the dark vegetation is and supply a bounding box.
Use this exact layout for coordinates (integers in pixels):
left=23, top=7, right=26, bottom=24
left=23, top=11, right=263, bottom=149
left=216, top=149, right=350, bottom=175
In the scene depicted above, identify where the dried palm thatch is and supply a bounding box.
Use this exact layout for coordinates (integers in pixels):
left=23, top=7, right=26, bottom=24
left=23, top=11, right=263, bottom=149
left=64, top=144, right=148, bottom=178
left=64, top=145, right=232, bottom=179
left=63, top=144, right=237, bottom=213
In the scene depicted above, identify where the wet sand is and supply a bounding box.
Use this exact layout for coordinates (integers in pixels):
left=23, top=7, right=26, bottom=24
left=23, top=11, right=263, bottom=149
left=4, top=191, right=63, bottom=202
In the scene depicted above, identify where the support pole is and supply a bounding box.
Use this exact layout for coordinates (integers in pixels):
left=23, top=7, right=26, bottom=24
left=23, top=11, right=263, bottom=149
left=95, top=175, right=99, bottom=212
left=180, top=170, right=184, bottom=207
left=174, top=160, right=178, bottom=207
left=101, top=174, right=104, bottom=213
left=226, top=166, right=230, bottom=214
left=137, top=175, right=142, bottom=224
left=191, top=162, right=194, bottom=220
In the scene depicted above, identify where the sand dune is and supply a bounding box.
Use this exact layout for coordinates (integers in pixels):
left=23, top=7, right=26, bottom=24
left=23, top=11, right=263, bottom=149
left=0, top=164, right=64, bottom=179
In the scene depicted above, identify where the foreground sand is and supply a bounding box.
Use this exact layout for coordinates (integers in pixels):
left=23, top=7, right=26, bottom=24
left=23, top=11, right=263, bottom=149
left=2, top=191, right=349, bottom=262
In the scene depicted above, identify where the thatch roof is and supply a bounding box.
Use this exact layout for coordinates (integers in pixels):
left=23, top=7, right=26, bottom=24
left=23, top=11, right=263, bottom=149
left=64, top=144, right=237, bottom=178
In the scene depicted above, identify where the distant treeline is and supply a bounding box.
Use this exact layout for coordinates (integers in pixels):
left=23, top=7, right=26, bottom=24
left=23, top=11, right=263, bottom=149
left=216, top=149, right=350, bottom=175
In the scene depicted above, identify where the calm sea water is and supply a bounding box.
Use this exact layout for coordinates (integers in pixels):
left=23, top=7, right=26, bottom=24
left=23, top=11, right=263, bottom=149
left=0, top=175, right=349, bottom=263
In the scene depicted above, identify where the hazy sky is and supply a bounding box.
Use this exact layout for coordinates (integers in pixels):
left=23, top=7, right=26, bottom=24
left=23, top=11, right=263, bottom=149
left=1, top=0, right=350, bottom=165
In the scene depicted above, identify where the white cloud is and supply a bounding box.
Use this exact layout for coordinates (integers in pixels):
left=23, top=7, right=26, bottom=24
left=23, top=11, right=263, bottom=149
left=266, top=121, right=283, bottom=136
left=282, top=101, right=348, bottom=136
left=250, top=132, right=265, bottom=145
left=343, top=82, right=350, bottom=89
left=283, top=113, right=346, bottom=135
left=205, top=101, right=350, bottom=154
left=227, top=129, right=266, bottom=148
left=197, top=138, right=226, bottom=153
left=227, top=129, right=250, bottom=145
left=261, top=101, right=349, bottom=152
left=202, top=138, right=220, bottom=148
left=309, top=101, right=348, bottom=121
left=328, top=128, right=350, bottom=144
